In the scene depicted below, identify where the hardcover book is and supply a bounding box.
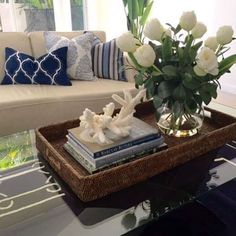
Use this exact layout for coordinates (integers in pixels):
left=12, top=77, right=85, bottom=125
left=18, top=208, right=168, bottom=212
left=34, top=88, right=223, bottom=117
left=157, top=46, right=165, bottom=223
left=67, top=135, right=164, bottom=168
left=68, top=117, right=161, bottom=158
left=64, top=142, right=168, bottom=174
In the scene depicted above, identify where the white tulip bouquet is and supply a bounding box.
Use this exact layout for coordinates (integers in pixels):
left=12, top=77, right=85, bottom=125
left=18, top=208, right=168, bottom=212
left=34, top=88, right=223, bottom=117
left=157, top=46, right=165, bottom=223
left=116, top=11, right=236, bottom=136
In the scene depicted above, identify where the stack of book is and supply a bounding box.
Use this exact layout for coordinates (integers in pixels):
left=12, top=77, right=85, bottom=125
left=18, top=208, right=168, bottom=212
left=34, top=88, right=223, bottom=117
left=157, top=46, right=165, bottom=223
left=64, top=117, right=166, bottom=174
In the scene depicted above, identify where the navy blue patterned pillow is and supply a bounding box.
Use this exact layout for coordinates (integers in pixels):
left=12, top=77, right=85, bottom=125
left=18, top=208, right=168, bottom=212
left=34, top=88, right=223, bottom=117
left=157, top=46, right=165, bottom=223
left=1, top=47, right=71, bottom=86
left=91, top=37, right=127, bottom=81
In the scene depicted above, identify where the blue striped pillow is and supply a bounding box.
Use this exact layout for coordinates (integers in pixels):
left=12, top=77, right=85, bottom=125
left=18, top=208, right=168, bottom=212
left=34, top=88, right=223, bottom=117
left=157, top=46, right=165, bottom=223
left=91, top=37, right=127, bottom=81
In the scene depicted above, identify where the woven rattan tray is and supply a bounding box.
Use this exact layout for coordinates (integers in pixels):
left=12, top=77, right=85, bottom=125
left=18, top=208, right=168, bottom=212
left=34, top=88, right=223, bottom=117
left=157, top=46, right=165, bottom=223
left=36, top=102, right=236, bottom=202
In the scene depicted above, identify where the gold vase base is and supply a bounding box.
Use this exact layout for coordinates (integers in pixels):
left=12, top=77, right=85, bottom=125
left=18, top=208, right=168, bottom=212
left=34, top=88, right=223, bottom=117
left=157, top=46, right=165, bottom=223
left=157, top=125, right=199, bottom=137
left=157, top=114, right=203, bottom=138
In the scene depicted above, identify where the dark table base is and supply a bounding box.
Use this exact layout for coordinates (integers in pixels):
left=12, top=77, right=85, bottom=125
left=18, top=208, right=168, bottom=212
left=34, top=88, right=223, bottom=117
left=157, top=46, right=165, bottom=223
left=125, top=178, right=236, bottom=236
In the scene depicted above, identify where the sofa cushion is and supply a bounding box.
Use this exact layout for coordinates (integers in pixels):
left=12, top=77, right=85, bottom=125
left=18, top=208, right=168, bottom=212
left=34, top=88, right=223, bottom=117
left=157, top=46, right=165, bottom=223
left=1, top=47, right=71, bottom=86
left=0, top=79, right=136, bottom=136
left=44, top=31, right=95, bottom=81
left=92, top=37, right=127, bottom=81
left=0, top=32, right=32, bottom=83
left=29, top=31, right=106, bottom=58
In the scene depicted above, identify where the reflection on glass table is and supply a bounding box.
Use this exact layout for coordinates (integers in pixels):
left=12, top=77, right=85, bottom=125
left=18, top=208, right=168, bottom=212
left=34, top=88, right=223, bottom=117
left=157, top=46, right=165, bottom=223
left=0, top=131, right=236, bottom=236
left=0, top=131, right=37, bottom=171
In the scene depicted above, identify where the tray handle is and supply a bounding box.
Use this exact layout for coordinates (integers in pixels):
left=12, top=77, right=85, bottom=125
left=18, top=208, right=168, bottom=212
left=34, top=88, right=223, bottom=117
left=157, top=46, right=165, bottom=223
left=46, top=148, right=61, bottom=171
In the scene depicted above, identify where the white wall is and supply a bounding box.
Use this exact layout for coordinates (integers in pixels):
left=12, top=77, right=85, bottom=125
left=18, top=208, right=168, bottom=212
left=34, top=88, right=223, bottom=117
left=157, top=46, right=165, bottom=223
left=87, top=0, right=236, bottom=94
left=86, top=0, right=127, bottom=40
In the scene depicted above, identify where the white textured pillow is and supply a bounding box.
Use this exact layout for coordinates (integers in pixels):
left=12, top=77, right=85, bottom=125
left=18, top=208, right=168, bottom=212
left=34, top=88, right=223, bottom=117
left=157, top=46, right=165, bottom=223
left=44, top=32, right=96, bottom=81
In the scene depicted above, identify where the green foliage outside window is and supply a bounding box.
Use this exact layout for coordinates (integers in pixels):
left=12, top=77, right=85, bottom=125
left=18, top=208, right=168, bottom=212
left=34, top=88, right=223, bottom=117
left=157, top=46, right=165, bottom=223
left=16, top=0, right=53, bottom=9
left=15, top=0, right=83, bottom=9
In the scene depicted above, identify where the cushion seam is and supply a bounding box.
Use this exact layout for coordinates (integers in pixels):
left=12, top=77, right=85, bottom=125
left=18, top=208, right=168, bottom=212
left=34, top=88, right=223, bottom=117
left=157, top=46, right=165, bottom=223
left=0, top=95, right=129, bottom=110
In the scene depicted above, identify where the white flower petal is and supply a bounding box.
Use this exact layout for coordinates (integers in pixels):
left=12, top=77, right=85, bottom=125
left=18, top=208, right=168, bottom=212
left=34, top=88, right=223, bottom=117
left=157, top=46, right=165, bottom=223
left=116, top=32, right=138, bottom=52
left=179, top=11, right=197, bottom=31
left=195, top=47, right=219, bottom=76
left=194, top=65, right=207, bottom=76
left=191, top=22, right=207, bottom=39
left=216, top=25, right=234, bottom=45
left=209, top=67, right=219, bottom=76
left=134, top=44, right=155, bottom=67
left=204, top=37, right=219, bottom=51
left=144, top=18, right=164, bottom=41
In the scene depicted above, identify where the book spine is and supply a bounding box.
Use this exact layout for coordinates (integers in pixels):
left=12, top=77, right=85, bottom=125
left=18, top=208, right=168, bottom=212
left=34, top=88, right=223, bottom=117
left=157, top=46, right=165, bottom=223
left=94, top=133, right=161, bottom=158
left=93, top=143, right=167, bottom=174
left=68, top=135, right=164, bottom=168
left=96, top=136, right=164, bottom=162
left=64, top=143, right=96, bottom=174
left=68, top=132, right=161, bottom=158
left=95, top=136, right=164, bottom=168
left=68, top=133, right=94, bottom=157
left=67, top=137, right=96, bottom=166
left=64, top=142, right=167, bottom=174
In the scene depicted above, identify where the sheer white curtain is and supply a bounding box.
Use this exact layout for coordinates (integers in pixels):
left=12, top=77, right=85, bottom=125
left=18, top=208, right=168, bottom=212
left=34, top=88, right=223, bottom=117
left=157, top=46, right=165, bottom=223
left=0, top=0, right=18, bottom=31
left=86, top=0, right=236, bottom=94
left=53, top=0, right=72, bottom=31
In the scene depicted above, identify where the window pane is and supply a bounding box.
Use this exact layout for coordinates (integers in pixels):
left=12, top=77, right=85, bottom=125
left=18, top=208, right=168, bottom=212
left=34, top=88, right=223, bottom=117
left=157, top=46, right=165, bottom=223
left=0, top=0, right=86, bottom=32
left=70, top=0, right=84, bottom=30
left=15, top=0, right=55, bottom=32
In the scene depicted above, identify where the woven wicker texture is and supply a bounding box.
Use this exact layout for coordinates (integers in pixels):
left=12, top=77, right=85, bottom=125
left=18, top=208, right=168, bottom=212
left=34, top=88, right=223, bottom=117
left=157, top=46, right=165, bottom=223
left=36, top=102, right=236, bottom=202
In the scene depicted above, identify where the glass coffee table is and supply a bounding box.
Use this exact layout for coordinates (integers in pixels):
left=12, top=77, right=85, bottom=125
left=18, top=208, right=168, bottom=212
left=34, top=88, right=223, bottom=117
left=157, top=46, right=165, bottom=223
left=1, top=111, right=236, bottom=235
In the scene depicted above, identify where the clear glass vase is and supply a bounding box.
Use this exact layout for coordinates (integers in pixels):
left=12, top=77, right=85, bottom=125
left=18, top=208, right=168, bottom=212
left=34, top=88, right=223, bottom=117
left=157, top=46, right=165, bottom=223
left=157, top=104, right=204, bottom=137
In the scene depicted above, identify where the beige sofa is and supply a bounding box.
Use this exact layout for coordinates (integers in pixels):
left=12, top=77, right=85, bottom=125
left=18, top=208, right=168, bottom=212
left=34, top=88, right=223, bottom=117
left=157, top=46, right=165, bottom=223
left=0, top=31, right=136, bottom=136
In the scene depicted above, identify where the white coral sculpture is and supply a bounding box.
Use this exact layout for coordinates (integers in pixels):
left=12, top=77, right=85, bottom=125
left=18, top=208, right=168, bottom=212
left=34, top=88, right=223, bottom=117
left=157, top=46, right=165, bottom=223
left=79, top=89, right=146, bottom=145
